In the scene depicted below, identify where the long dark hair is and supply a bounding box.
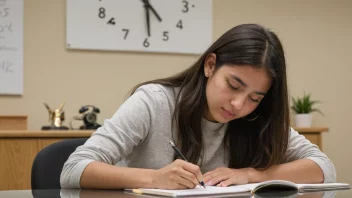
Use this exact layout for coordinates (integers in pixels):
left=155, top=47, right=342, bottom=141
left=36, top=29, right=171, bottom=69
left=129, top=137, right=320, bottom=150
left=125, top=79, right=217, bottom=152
left=131, top=24, right=289, bottom=169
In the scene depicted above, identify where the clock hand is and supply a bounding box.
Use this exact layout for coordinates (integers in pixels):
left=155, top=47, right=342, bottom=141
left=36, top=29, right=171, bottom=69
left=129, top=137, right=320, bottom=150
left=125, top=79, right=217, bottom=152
left=144, top=3, right=151, bottom=37
left=145, top=5, right=150, bottom=37
left=142, top=0, right=162, bottom=22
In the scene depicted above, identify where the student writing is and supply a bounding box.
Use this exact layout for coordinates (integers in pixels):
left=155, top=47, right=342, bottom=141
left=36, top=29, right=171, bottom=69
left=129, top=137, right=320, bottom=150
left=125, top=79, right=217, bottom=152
left=60, top=24, right=336, bottom=190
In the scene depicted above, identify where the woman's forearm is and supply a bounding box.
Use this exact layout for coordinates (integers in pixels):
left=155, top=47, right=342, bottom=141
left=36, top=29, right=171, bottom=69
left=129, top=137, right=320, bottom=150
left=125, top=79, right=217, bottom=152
left=249, top=159, right=324, bottom=183
left=80, top=161, right=157, bottom=189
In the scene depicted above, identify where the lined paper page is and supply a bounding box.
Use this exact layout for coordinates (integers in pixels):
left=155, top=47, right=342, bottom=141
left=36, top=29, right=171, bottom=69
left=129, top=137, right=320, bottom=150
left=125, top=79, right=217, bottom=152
left=138, top=185, right=250, bottom=197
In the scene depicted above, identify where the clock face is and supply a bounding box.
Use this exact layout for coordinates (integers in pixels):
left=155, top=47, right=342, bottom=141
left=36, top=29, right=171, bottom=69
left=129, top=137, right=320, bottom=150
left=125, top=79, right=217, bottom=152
left=66, top=0, right=212, bottom=54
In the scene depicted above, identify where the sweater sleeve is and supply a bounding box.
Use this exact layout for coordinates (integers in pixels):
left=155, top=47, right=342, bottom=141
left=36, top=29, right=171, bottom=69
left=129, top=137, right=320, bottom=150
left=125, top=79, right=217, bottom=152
left=60, top=85, right=158, bottom=188
left=284, top=128, right=336, bottom=183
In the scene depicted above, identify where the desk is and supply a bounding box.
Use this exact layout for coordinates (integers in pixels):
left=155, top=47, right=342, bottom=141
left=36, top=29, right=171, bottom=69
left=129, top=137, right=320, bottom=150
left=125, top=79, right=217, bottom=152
left=0, top=189, right=350, bottom=198
left=0, top=128, right=328, bottom=190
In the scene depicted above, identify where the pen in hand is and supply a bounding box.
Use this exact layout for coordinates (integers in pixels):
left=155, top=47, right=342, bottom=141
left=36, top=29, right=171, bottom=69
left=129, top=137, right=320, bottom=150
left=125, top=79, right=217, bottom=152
left=168, top=140, right=206, bottom=189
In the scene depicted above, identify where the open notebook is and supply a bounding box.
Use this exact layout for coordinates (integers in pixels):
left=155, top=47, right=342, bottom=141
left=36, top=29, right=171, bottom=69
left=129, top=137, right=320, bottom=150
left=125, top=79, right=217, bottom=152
left=125, top=180, right=350, bottom=197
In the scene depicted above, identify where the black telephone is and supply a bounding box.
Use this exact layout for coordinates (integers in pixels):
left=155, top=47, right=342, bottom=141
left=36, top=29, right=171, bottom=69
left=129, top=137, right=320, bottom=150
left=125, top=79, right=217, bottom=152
left=79, top=105, right=101, bottom=129
left=70, top=105, right=102, bottom=130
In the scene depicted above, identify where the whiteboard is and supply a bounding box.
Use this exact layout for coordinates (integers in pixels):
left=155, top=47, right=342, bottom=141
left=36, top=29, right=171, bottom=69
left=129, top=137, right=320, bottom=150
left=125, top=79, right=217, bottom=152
left=0, top=0, right=23, bottom=95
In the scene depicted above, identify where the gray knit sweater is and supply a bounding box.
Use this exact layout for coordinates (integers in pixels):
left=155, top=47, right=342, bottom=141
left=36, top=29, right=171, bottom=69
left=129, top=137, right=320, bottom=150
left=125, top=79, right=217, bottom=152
left=60, top=84, right=336, bottom=188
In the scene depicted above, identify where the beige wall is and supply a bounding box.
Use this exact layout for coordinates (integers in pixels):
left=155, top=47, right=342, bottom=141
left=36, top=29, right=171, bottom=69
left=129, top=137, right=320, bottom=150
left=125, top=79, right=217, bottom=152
left=1, top=0, right=351, bottom=189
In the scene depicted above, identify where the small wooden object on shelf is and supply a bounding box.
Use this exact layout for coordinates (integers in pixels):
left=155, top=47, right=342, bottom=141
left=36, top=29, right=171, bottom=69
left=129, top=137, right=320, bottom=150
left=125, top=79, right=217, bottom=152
left=0, top=115, right=28, bottom=130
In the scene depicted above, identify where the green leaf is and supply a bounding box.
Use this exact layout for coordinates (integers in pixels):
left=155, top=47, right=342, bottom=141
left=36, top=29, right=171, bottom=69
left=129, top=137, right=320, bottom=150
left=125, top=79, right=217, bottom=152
left=311, top=108, right=325, bottom=116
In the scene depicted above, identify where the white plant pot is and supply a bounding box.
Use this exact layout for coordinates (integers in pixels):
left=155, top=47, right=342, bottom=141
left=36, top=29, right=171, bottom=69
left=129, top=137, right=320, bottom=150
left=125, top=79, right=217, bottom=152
left=295, top=114, right=312, bottom=127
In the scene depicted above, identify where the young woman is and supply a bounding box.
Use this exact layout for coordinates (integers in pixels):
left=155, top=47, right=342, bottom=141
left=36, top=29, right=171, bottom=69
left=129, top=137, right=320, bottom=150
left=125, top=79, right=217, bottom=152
left=60, top=24, right=336, bottom=190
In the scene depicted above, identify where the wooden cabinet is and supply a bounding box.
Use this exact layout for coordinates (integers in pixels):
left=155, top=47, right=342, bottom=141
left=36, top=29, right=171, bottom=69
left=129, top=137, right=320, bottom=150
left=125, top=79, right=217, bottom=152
left=0, top=130, right=93, bottom=190
left=0, top=128, right=328, bottom=190
left=294, top=127, right=328, bottom=149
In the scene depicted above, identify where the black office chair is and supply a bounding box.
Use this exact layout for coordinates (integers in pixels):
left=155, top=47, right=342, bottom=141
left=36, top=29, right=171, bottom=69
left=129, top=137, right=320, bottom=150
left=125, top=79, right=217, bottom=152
left=31, top=138, right=88, bottom=189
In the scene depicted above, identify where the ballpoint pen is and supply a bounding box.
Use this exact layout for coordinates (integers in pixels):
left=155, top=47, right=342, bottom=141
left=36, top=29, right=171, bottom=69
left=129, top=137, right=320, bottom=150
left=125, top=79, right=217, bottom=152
left=168, top=140, right=206, bottom=189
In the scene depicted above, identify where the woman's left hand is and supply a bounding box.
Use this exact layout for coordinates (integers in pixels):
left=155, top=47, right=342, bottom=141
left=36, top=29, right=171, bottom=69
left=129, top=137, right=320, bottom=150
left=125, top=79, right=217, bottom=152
left=203, top=167, right=253, bottom=187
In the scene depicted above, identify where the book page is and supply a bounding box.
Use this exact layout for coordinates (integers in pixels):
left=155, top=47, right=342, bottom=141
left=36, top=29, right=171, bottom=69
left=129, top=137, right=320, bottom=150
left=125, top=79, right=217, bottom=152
left=138, top=185, right=250, bottom=196
left=296, top=183, right=351, bottom=192
left=228, top=183, right=258, bottom=191
left=235, top=181, right=350, bottom=193
left=229, top=180, right=297, bottom=193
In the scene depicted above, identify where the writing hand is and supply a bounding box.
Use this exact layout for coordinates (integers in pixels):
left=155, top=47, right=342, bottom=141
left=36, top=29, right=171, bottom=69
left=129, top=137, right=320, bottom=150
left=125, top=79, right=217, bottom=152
left=152, top=159, right=204, bottom=189
left=203, top=167, right=252, bottom=187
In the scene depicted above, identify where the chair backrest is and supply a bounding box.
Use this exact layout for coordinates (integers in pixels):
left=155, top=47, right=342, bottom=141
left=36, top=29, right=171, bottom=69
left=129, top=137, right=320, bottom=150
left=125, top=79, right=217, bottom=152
left=31, top=138, right=88, bottom=189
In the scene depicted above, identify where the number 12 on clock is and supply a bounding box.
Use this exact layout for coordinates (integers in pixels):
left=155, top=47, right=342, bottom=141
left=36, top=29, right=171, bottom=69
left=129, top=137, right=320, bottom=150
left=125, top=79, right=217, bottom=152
left=66, top=0, right=212, bottom=54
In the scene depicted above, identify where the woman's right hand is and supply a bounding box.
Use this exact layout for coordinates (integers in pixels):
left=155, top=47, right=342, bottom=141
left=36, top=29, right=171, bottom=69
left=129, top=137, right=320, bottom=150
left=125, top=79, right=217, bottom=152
left=152, top=159, right=203, bottom=189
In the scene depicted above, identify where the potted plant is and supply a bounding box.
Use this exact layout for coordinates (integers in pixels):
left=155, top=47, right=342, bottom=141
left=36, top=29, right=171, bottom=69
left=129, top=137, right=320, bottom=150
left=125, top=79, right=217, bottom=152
left=291, top=92, right=323, bottom=127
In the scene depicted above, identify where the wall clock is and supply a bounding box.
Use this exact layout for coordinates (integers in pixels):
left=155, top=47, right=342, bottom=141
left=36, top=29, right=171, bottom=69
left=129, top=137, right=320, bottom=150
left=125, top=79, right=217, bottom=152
left=66, top=0, right=212, bottom=54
